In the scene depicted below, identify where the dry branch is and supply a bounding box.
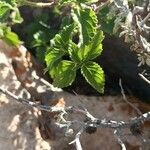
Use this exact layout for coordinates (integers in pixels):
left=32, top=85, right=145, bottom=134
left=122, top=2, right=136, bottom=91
left=112, top=0, right=150, bottom=66
left=0, top=87, right=150, bottom=150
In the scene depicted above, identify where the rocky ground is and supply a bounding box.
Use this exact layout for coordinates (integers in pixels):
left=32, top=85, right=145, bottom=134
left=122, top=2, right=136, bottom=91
left=0, top=40, right=150, bottom=150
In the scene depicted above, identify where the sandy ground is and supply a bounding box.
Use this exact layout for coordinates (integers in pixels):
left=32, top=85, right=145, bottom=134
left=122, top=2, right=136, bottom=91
left=0, top=41, right=51, bottom=150
left=0, top=40, right=150, bottom=150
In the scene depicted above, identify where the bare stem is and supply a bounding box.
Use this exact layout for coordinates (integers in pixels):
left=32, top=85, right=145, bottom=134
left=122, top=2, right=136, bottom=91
left=139, top=73, right=150, bottom=85
left=119, top=78, right=142, bottom=115
left=140, top=13, right=150, bottom=27
left=19, top=0, right=56, bottom=8
left=0, top=87, right=150, bottom=150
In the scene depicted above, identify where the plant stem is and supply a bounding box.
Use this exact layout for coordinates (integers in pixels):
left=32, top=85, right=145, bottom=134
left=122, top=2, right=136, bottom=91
left=19, top=0, right=55, bottom=8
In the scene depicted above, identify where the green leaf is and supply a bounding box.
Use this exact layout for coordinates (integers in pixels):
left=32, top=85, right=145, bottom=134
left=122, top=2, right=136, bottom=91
left=49, top=59, right=61, bottom=78
left=1, top=25, right=22, bottom=46
left=45, top=47, right=65, bottom=69
left=53, top=60, right=76, bottom=88
left=24, top=12, right=57, bottom=47
left=0, top=5, right=9, bottom=17
left=0, top=1, right=11, bottom=21
left=81, top=61, right=105, bottom=93
left=10, top=8, right=23, bottom=23
left=72, top=7, right=97, bottom=45
left=97, top=6, right=115, bottom=34
left=50, top=24, right=74, bottom=51
left=69, top=30, right=104, bottom=63
left=4, top=30, right=21, bottom=46
left=81, top=30, right=104, bottom=61
left=3, top=0, right=16, bottom=5
left=60, top=16, right=72, bottom=29
left=0, top=1, right=23, bottom=23
left=35, top=46, right=46, bottom=63
left=32, top=31, right=48, bottom=47
left=45, top=24, right=74, bottom=74
left=68, top=41, right=82, bottom=63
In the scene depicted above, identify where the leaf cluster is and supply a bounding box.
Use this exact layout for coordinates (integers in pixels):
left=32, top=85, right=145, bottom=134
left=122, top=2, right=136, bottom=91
left=45, top=1, right=105, bottom=93
left=0, top=0, right=106, bottom=93
left=0, top=0, right=23, bottom=45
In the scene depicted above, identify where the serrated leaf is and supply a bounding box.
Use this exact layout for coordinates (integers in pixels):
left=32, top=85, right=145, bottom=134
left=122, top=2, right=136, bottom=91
left=81, top=61, right=105, bottom=93
left=45, top=24, right=74, bottom=74
left=72, top=7, right=97, bottom=45
left=53, top=60, right=76, bottom=88
left=45, top=48, right=65, bottom=69
left=81, top=30, right=104, bottom=61
left=68, top=41, right=82, bottom=63
left=0, top=1, right=11, bottom=21
left=0, top=5, right=9, bottom=17
left=49, top=59, right=61, bottom=78
left=50, top=24, right=74, bottom=50
left=69, top=30, right=104, bottom=63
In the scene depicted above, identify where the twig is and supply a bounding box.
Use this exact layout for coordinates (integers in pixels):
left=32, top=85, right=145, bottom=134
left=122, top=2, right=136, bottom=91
left=140, top=13, right=150, bottom=27
left=95, top=0, right=113, bottom=12
left=0, top=87, right=150, bottom=129
left=139, top=73, right=150, bottom=85
left=0, top=87, right=149, bottom=127
left=119, top=78, right=142, bottom=115
left=0, top=87, right=150, bottom=150
left=0, top=87, right=64, bottom=112
left=19, top=0, right=56, bottom=8
left=112, top=0, right=150, bottom=58
left=114, top=129, right=126, bottom=150
left=69, top=128, right=84, bottom=150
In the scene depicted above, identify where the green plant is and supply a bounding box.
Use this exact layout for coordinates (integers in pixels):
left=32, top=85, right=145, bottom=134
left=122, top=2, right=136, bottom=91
left=0, top=0, right=23, bottom=45
left=45, top=1, right=105, bottom=93
left=0, top=0, right=105, bottom=93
